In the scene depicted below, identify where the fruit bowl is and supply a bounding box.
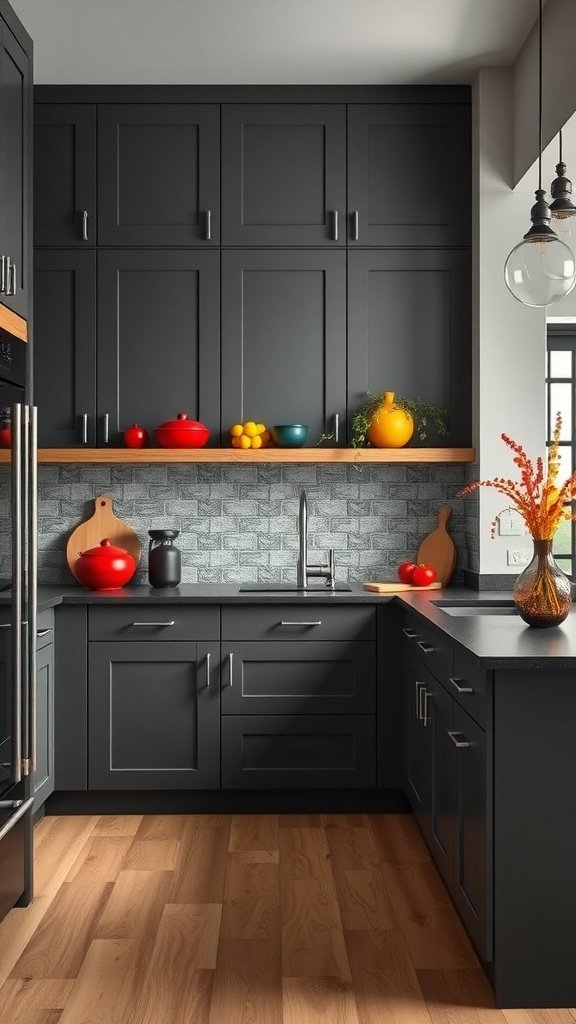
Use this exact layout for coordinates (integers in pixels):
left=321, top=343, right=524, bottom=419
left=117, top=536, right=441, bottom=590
left=154, top=412, right=210, bottom=448
left=270, top=424, right=309, bottom=447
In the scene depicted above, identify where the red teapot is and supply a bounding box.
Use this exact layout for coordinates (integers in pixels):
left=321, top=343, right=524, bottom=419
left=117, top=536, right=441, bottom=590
left=75, top=539, right=136, bottom=590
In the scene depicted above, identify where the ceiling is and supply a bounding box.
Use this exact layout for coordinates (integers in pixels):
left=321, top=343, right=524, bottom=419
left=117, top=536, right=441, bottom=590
left=12, top=0, right=539, bottom=85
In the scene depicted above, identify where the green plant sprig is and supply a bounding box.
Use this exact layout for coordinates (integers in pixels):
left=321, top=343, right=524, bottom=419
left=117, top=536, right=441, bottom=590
left=350, top=393, right=449, bottom=449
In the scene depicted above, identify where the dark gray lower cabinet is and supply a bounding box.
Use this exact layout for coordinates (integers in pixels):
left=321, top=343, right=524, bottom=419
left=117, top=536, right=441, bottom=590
left=34, top=640, right=55, bottom=809
left=89, top=641, right=219, bottom=790
left=452, top=702, right=489, bottom=960
left=221, top=715, right=375, bottom=789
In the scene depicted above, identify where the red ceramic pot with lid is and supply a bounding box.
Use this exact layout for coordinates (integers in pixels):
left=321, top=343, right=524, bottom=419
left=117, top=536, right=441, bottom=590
left=154, top=412, right=210, bottom=449
left=75, top=538, right=136, bottom=590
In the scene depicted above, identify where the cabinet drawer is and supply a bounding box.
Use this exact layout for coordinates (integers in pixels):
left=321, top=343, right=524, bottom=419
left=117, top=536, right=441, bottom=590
left=36, top=609, right=55, bottom=650
left=88, top=605, right=219, bottom=642
left=447, top=648, right=488, bottom=729
left=222, top=604, right=375, bottom=641
left=221, top=715, right=376, bottom=789
left=221, top=641, right=375, bottom=715
left=401, top=614, right=453, bottom=685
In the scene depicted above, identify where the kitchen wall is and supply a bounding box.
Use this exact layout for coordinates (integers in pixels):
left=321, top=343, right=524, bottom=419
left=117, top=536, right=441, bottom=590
left=2, top=463, right=477, bottom=585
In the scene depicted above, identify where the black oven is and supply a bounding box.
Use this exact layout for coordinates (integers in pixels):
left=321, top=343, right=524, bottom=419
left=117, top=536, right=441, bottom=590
left=0, top=328, right=36, bottom=921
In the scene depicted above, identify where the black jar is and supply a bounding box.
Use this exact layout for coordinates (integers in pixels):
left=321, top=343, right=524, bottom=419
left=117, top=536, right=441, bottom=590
left=148, top=529, right=181, bottom=588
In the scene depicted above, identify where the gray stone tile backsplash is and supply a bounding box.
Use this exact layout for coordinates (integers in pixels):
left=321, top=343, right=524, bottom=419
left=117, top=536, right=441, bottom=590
left=6, top=462, right=478, bottom=586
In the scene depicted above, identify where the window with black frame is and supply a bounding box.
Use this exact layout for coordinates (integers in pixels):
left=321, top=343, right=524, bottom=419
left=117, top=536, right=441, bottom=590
left=546, top=325, right=576, bottom=579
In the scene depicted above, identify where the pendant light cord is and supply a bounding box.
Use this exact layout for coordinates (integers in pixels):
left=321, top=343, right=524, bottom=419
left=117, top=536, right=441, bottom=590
left=559, top=127, right=563, bottom=164
left=538, top=0, right=543, bottom=190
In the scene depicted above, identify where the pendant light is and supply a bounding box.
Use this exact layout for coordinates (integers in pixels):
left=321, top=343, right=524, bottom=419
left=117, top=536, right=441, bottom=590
left=549, top=128, right=576, bottom=230
left=504, top=0, right=576, bottom=307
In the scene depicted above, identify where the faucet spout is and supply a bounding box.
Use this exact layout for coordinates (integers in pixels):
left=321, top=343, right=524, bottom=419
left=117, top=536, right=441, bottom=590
left=297, top=489, right=308, bottom=589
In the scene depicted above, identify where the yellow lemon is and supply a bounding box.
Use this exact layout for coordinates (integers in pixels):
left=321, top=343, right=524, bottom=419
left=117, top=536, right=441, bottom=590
left=230, top=423, right=243, bottom=437
left=239, top=434, right=251, bottom=449
left=255, top=423, right=266, bottom=435
left=251, top=434, right=263, bottom=449
left=243, top=421, right=257, bottom=438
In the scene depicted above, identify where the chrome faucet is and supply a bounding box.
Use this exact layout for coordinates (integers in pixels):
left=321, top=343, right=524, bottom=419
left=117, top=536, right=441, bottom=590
left=297, top=489, right=336, bottom=589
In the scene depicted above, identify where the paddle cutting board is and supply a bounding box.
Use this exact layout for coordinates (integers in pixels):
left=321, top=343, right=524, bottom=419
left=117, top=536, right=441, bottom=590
left=66, top=495, right=142, bottom=582
left=363, top=581, right=442, bottom=593
left=416, top=504, right=457, bottom=587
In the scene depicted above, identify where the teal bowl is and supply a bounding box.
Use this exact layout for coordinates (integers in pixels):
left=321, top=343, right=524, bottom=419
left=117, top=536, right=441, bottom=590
left=271, top=424, right=309, bottom=447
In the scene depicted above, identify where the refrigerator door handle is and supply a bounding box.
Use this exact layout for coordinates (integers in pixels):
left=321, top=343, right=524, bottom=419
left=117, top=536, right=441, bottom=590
left=11, top=404, right=22, bottom=784
left=28, top=407, right=37, bottom=774
left=20, top=406, right=30, bottom=776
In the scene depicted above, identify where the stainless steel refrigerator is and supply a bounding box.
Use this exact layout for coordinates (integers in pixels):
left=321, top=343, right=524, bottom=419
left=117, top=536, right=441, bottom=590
left=0, top=327, right=36, bottom=922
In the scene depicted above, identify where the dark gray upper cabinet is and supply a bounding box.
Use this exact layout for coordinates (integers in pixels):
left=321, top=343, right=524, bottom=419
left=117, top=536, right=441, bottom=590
left=347, top=249, right=471, bottom=445
left=0, top=16, right=31, bottom=319
left=347, top=103, right=471, bottom=246
left=98, top=104, right=220, bottom=246
left=34, top=249, right=97, bottom=446
left=222, top=104, right=346, bottom=246
left=97, top=249, right=220, bottom=445
left=221, top=249, right=346, bottom=443
left=89, top=640, right=220, bottom=790
left=34, top=104, right=96, bottom=246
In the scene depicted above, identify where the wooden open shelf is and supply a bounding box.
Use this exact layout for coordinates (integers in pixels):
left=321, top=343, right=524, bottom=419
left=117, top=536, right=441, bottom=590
left=0, top=447, right=476, bottom=464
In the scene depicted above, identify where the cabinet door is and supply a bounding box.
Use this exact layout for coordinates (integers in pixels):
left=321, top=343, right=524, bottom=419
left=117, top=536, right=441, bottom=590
left=401, top=652, right=430, bottom=827
left=222, top=104, right=346, bottom=245
left=221, top=250, right=346, bottom=443
left=89, top=641, right=219, bottom=790
left=452, top=703, right=491, bottom=961
left=0, top=20, right=31, bottom=318
left=221, top=642, right=375, bottom=716
left=221, top=715, right=376, bottom=789
left=34, top=643, right=55, bottom=809
left=348, top=103, right=471, bottom=246
left=427, top=676, right=456, bottom=890
left=348, top=249, right=471, bottom=446
left=98, top=104, right=220, bottom=245
left=34, top=250, right=97, bottom=446
left=97, top=249, right=220, bottom=445
left=34, top=104, right=97, bottom=246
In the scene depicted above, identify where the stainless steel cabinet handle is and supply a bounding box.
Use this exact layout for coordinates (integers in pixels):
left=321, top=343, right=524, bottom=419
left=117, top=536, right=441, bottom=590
left=131, top=621, right=175, bottom=627
left=449, top=677, right=474, bottom=694
left=422, top=690, right=432, bottom=727
left=103, top=413, right=109, bottom=444
left=280, top=620, right=322, bottom=626
left=415, top=680, right=425, bottom=719
left=332, top=210, right=339, bottom=241
left=29, top=407, right=38, bottom=773
left=11, top=404, right=22, bottom=783
left=206, top=651, right=211, bottom=687
left=81, top=413, right=88, bottom=445
left=205, top=209, right=212, bottom=241
left=82, top=210, right=89, bottom=241
left=0, top=255, right=6, bottom=293
left=402, top=628, right=419, bottom=639
left=352, top=210, right=359, bottom=241
left=9, top=263, right=16, bottom=296
left=448, top=730, right=471, bottom=749
left=334, top=413, right=340, bottom=444
left=417, top=640, right=435, bottom=654
left=228, top=651, right=234, bottom=687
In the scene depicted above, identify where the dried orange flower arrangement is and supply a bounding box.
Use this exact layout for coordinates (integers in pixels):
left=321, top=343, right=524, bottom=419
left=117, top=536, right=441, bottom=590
left=458, top=413, right=575, bottom=627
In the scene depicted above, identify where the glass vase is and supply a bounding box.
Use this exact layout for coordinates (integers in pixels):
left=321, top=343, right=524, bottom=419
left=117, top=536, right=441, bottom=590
left=513, top=539, right=572, bottom=628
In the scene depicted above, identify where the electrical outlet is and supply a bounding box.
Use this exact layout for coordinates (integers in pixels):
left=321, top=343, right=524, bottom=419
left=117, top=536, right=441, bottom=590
left=507, top=549, right=531, bottom=566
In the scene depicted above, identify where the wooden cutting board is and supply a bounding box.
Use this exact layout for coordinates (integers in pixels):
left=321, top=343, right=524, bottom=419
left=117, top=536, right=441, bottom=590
left=66, top=495, right=142, bottom=582
left=363, top=581, right=442, bottom=593
left=416, top=504, right=457, bottom=586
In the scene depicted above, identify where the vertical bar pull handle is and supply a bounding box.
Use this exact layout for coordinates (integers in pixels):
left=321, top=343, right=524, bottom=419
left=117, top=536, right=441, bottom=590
left=228, top=651, right=234, bottom=687
left=415, top=680, right=425, bottom=720
left=334, top=413, right=340, bottom=444
left=352, top=210, right=359, bottom=241
left=81, top=413, right=88, bottom=445
left=11, top=404, right=22, bottom=783
left=103, top=413, right=109, bottom=445
left=29, top=407, right=38, bottom=773
left=9, top=263, right=16, bottom=296
left=422, top=690, right=432, bottom=728
left=0, top=255, right=6, bottom=293
left=205, top=651, right=211, bottom=688
left=205, top=210, right=212, bottom=241
left=82, top=211, right=89, bottom=242
left=332, top=210, right=339, bottom=241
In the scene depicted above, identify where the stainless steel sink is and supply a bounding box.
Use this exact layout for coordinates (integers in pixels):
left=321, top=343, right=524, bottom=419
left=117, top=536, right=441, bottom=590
left=239, top=583, right=352, bottom=592
left=432, top=600, right=517, bottom=617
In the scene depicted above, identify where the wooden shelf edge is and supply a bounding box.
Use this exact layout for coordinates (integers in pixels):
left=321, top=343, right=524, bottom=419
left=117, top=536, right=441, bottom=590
left=0, top=447, right=476, bottom=464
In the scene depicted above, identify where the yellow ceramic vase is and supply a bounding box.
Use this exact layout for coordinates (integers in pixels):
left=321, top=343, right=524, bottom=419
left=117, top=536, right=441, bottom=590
left=366, top=392, right=414, bottom=448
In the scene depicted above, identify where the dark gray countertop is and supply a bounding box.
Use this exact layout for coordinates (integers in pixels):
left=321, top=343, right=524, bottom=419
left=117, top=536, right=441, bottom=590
left=4, top=583, right=576, bottom=667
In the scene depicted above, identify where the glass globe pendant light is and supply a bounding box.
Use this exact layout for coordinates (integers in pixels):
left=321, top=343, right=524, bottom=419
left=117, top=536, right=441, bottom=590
left=504, top=0, right=576, bottom=307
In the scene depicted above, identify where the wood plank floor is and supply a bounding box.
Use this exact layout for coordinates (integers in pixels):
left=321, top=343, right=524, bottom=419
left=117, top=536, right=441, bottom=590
left=0, top=812, right=573, bottom=1024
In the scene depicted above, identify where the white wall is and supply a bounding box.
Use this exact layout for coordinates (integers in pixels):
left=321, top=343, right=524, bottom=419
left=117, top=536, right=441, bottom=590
left=473, top=68, right=547, bottom=574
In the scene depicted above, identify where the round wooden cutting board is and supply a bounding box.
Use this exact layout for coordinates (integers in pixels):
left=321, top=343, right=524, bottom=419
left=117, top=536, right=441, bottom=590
left=66, top=495, right=142, bottom=582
